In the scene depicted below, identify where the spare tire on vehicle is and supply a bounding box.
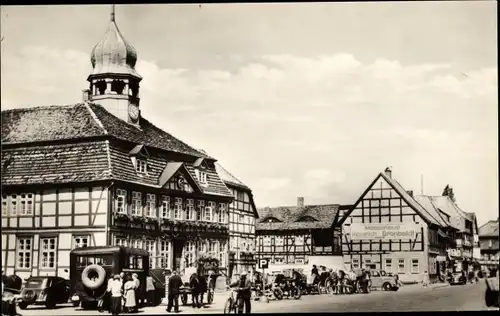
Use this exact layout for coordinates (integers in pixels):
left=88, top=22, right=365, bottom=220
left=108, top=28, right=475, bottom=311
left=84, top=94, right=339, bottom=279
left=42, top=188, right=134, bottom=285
left=82, top=264, right=106, bottom=290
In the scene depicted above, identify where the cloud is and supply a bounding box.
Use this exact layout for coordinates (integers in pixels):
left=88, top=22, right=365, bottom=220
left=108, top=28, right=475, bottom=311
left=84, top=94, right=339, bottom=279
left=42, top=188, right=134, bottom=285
left=1, top=45, right=497, bottom=224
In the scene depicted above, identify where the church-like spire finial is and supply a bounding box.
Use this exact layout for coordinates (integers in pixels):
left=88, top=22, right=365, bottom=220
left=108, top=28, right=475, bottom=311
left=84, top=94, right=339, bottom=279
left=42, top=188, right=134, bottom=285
left=111, top=4, right=115, bottom=22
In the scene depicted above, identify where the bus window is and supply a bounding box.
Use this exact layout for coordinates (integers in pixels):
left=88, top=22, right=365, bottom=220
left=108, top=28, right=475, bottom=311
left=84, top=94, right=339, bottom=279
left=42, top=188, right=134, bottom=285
left=128, top=256, right=135, bottom=268
left=137, top=256, right=143, bottom=269
left=77, top=257, right=87, bottom=268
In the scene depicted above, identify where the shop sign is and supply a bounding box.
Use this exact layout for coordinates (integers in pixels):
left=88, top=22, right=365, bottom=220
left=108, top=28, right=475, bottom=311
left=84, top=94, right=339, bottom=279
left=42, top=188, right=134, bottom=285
left=447, top=249, right=462, bottom=257
left=436, top=256, right=447, bottom=262
left=350, top=223, right=421, bottom=240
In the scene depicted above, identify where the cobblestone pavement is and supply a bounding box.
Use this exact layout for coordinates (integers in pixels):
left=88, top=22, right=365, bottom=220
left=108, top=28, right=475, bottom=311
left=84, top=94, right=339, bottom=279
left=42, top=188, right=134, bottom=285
left=16, top=281, right=496, bottom=315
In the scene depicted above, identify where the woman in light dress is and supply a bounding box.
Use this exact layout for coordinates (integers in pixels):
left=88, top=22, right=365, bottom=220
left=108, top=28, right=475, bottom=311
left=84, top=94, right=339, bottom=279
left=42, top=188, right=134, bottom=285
left=123, top=274, right=137, bottom=313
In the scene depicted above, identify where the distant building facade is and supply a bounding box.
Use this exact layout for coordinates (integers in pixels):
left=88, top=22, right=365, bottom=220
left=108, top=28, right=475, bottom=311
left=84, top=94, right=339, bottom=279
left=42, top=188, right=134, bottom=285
left=256, top=197, right=346, bottom=271
left=341, top=168, right=459, bottom=284
left=478, top=218, right=499, bottom=272
left=215, top=163, right=258, bottom=279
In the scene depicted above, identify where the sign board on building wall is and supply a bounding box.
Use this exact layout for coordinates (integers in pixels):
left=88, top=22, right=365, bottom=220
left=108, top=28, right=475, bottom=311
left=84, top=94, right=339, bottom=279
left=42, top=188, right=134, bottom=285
left=350, top=223, right=421, bottom=240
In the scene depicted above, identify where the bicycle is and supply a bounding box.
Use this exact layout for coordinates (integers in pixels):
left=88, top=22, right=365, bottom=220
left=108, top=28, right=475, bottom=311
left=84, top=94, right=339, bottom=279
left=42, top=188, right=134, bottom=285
left=206, top=286, right=214, bottom=305
left=224, top=288, right=244, bottom=314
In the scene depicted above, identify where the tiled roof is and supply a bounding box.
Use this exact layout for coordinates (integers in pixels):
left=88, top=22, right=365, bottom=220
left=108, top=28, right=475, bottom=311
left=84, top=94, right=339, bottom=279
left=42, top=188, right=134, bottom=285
left=427, top=196, right=468, bottom=232
left=1, top=141, right=111, bottom=185
left=414, top=195, right=459, bottom=230
left=479, top=220, right=499, bottom=237
left=1, top=103, right=210, bottom=159
left=184, top=164, right=232, bottom=197
left=214, top=162, right=249, bottom=189
left=256, top=204, right=340, bottom=231
left=379, top=173, right=441, bottom=227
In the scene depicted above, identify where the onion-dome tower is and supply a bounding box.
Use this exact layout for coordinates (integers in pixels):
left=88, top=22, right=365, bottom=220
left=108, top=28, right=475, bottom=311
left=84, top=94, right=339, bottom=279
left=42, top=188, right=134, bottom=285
left=86, top=5, right=142, bottom=125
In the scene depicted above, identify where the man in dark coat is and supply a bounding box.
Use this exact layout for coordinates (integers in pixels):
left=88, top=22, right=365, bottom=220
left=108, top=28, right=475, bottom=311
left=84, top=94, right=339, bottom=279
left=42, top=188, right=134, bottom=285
left=197, top=273, right=208, bottom=306
left=189, top=273, right=201, bottom=308
left=167, top=270, right=182, bottom=313
left=229, top=272, right=252, bottom=314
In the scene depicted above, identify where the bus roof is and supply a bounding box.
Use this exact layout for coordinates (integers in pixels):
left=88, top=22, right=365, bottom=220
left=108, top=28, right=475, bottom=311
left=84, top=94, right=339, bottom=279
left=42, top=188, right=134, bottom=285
left=70, top=246, right=149, bottom=256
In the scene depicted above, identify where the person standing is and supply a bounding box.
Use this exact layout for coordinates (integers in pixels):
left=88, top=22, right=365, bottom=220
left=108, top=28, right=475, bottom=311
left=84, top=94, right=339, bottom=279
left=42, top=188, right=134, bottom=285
left=422, top=271, right=430, bottom=287
left=146, top=275, right=155, bottom=306
left=167, top=270, right=182, bottom=313
left=108, top=275, right=123, bottom=316
left=228, top=272, right=252, bottom=314
left=189, top=272, right=201, bottom=308
left=197, top=273, right=208, bottom=306
left=132, top=273, right=141, bottom=312
left=124, top=275, right=137, bottom=313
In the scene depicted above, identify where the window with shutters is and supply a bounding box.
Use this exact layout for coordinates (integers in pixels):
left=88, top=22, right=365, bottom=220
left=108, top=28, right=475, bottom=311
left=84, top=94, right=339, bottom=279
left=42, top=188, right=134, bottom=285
left=186, top=199, right=195, bottom=220
left=116, top=189, right=127, bottom=214
left=17, top=237, right=32, bottom=269
left=197, top=200, right=204, bottom=221
left=73, top=236, right=89, bottom=249
left=218, top=203, right=226, bottom=223
left=174, top=198, right=183, bottom=220
left=19, top=193, right=34, bottom=215
left=131, top=192, right=142, bottom=216
left=145, top=194, right=156, bottom=217
left=145, top=240, right=156, bottom=268
left=40, top=237, right=57, bottom=269
left=158, top=240, right=170, bottom=269
left=205, top=202, right=215, bottom=222
left=161, top=196, right=170, bottom=218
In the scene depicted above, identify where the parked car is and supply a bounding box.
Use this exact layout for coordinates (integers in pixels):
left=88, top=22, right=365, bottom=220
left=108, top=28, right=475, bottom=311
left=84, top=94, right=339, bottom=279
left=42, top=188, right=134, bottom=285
left=447, top=272, right=466, bottom=285
left=18, top=276, right=70, bottom=309
left=368, top=270, right=399, bottom=291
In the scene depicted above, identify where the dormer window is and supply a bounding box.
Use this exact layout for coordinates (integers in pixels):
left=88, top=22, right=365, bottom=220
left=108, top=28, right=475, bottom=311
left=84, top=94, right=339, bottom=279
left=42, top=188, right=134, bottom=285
left=195, top=169, right=208, bottom=185
left=136, top=159, right=147, bottom=174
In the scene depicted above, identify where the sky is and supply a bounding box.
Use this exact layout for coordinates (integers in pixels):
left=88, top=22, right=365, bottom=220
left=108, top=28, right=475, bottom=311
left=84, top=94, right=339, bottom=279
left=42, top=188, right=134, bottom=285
left=1, top=2, right=498, bottom=225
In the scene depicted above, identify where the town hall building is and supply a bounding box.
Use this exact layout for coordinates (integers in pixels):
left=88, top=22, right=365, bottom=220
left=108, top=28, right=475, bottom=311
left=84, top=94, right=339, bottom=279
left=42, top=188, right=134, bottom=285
left=1, top=8, right=252, bottom=281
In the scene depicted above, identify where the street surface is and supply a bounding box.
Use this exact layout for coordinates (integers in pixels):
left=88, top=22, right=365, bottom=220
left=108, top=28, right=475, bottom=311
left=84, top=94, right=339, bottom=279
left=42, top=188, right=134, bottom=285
left=17, top=282, right=498, bottom=315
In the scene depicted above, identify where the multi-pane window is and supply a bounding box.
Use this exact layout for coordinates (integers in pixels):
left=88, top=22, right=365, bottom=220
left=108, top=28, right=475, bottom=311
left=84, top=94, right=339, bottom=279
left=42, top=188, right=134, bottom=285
left=197, top=241, right=207, bottom=256
left=208, top=241, right=218, bottom=258
left=145, top=240, right=156, bottom=268
left=161, top=196, right=170, bottom=218
left=411, top=259, right=419, bottom=273
left=218, top=203, right=226, bottom=223
left=205, top=202, right=215, bottom=222
left=131, top=192, right=142, bottom=216
left=197, top=201, right=204, bottom=221
left=10, top=194, right=17, bottom=216
left=352, top=259, right=360, bottom=269
left=195, top=170, right=207, bottom=184
left=295, top=236, right=304, bottom=245
left=174, top=198, right=183, bottom=220
left=275, top=236, right=284, bottom=246
left=115, top=237, right=128, bottom=247
left=19, top=193, right=34, bottom=215
left=116, top=189, right=127, bottom=214
left=2, top=195, right=8, bottom=216
left=17, top=237, right=32, bottom=269
left=145, top=194, right=156, bottom=217
left=40, top=237, right=57, bottom=269
left=73, top=236, right=89, bottom=249
left=398, top=259, right=405, bottom=273
left=185, top=241, right=195, bottom=266
left=130, top=239, right=143, bottom=250
left=136, top=159, right=147, bottom=173
left=384, top=259, right=393, bottom=273
left=158, top=240, right=170, bottom=269
left=186, top=199, right=195, bottom=220
left=219, top=241, right=226, bottom=267
left=263, top=236, right=271, bottom=246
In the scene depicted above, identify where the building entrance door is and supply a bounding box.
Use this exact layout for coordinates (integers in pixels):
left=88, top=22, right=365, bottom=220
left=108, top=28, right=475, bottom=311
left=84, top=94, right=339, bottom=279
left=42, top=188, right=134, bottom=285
left=172, top=239, right=185, bottom=271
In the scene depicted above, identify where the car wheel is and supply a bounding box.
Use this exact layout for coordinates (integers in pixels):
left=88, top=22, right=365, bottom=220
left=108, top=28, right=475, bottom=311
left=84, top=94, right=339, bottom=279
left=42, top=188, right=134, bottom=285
left=383, top=283, right=392, bottom=291
left=72, top=301, right=80, bottom=307
left=45, top=300, right=56, bottom=309
left=485, top=288, right=494, bottom=307
left=18, top=302, right=28, bottom=310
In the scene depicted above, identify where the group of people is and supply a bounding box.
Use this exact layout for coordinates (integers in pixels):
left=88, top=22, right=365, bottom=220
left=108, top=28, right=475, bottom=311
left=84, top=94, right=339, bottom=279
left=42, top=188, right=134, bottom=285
left=165, top=267, right=217, bottom=313
left=104, top=272, right=142, bottom=315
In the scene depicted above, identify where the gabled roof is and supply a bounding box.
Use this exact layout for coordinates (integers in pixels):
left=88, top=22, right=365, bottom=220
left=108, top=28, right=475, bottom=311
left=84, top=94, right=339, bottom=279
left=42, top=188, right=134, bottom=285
left=129, top=144, right=150, bottom=157
left=427, top=196, right=469, bottom=232
left=158, top=162, right=184, bottom=186
left=414, top=195, right=460, bottom=230
left=256, top=204, right=340, bottom=231
left=1, top=103, right=211, bottom=159
left=479, top=220, right=499, bottom=237
left=214, top=162, right=249, bottom=190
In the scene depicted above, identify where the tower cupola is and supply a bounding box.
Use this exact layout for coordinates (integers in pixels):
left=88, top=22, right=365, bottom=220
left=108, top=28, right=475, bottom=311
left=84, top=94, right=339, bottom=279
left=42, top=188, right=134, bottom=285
left=87, top=5, right=142, bottom=125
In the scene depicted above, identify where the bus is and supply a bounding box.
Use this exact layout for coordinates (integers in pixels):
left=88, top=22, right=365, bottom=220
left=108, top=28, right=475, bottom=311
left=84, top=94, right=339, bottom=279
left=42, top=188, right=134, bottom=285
left=69, top=246, right=149, bottom=309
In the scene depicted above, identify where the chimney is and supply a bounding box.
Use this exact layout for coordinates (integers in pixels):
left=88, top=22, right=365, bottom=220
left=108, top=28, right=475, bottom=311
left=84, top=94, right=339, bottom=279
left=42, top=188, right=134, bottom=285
left=82, top=89, right=91, bottom=102
left=407, top=190, right=414, bottom=197
left=384, top=167, right=392, bottom=178
left=297, top=197, right=304, bottom=208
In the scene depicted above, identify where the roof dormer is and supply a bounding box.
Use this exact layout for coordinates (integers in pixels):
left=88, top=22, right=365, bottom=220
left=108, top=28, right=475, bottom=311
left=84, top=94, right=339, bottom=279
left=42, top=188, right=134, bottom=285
left=193, top=157, right=210, bottom=186
left=261, top=216, right=282, bottom=223
left=129, top=144, right=150, bottom=175
left=297, top=215, right=317, bottom=222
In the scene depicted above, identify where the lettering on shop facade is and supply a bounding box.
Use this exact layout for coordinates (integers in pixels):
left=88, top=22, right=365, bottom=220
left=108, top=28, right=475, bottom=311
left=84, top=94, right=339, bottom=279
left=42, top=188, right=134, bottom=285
left=350, top=223, right=421, bottom=241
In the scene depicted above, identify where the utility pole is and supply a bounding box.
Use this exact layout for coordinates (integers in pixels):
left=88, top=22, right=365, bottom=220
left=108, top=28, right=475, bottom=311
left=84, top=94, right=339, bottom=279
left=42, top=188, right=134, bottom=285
left=420, top=174, right=424, bottom=195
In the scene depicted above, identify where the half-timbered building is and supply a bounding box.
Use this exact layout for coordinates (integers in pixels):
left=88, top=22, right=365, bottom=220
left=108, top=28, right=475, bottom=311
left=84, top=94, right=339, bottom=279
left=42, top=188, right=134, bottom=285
left=1, top=9, right=238, bottom=280
left=340, top=168, right=458, bottom=284
left=478, top=218, right=499, bottom=273
left=215, top=163, right=258, bottom=279
left=256, top=197, right=347, bottom=270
